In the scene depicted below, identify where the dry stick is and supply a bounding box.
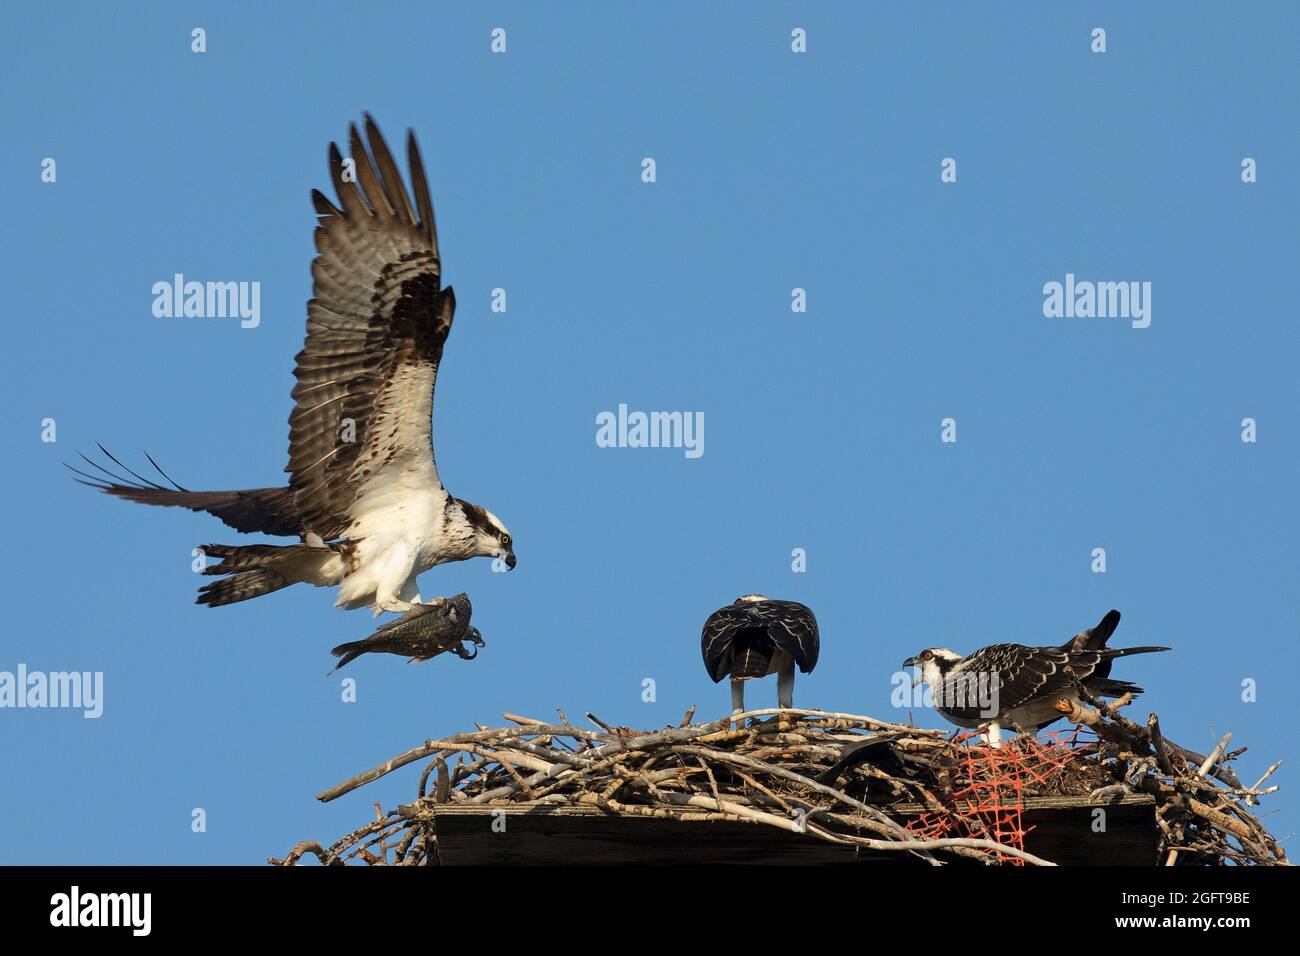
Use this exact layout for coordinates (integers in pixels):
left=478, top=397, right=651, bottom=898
left=272, top=841, right=330, bottom=866
left=727, top=708, right=946, bottom=735
left=698, top=757, right=723, bottom=807
left=393, top=826, right=419, bottom=864
left=736, top=770, right=803, bottom=821
left=374, top=803, right=389, bottom=861
left=652, top=790, right=1054, bottom=866
left=327, top=815, right=408, bottom=865
left=502, top=713, right=547, bottom=726
left=322, top=815, right=400, bottom=861
left=1169, top=731, right=1233, bottom=866
left=494, top=753, right=538, bottom=800
left=494, top=737, right=592, bottom=768
left=655, top=790, right=851, bottom=838
left=671, top=743, right=932, bottom=850
left=1246, top=761, right=1283, bottom=803
left=1147, top=711, right=1210, bottom=868
left=465, top=721, right=770, bottom=804
left=1147, top=714, right=1180, bottom=778
left=1186, top=797, right=1260, bottom=845
left=435, top=759, right=450, bottom=804
left=1197, top=732, right=1232, bottom=778
left=1078, top=689, right=1246, bottom=791
left=417, top=756, right=445, bottom=801
left=319, top=738, right=558, bottom=802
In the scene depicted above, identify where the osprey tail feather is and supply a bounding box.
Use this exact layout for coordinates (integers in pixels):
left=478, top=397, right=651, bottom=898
left=197, top=542, right=339, bottom=607
left=1098, top=645, right=1171, bottom=660
left=197, top=568, right=293, bottom=607
left=1085, top=645, right=1170, bottom=697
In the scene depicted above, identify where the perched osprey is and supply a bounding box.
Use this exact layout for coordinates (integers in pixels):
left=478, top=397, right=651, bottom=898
left=71, top=117, right=515, bottom=615
left=701, top=595, right=819, bottom=714
left=903, top=610, right=1169, bottom=747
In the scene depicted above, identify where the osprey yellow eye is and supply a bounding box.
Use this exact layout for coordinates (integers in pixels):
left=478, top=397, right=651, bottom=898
left=921, top=650, right=933, bottom=661
left=501, top=534, right=511, bottom=547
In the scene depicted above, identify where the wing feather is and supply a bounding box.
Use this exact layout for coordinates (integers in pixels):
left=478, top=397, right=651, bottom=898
left=348, top=123, right=395, bottom=219
left=938, top=644, right=1076, bottom=723
left=758, top=600, right=820, bottom=672
left=366, top=113, right=416, bottom=223
left=408, top=131, right=437, bottom=251
left=286, top=118, right=449, bottom=538
left=700, top=600, right=820, bottom=681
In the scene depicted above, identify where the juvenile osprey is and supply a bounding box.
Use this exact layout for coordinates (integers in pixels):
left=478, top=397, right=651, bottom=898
left=701, top=595, right=819, bottom=714
left=71, top=117, right=515, bottom=615
left=903, top=610, right=1168, bottom=747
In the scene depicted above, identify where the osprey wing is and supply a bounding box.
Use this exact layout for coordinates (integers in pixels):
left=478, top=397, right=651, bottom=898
left=288, top=115, right=451, bottom=539
left=700, top=603, right=759, bottom=683
left=755, top=600, right=820, bottom=673
left=939, top=643, right=1077, bottom=723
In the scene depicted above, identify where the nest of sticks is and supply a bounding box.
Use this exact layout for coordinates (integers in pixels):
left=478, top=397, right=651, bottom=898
left=272, top=692, right=1286, bottom=866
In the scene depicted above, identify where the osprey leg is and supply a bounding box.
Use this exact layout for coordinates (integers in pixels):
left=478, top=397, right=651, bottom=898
left=730, top=679, right=745, bottom=715
left=777, top=659, right=795, bottom=709
left=398, top=576, right=447, bottom=610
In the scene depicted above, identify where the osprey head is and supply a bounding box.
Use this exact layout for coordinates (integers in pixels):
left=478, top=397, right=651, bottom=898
left=457, top=500, right=515, bottom=569
left=734, top=593, right=770, bottom=604
left=902, top=647, right=963, bottom=688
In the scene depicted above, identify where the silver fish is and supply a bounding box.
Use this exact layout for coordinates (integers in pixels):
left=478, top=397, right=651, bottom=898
left=327, top=593, right=483, bottom=674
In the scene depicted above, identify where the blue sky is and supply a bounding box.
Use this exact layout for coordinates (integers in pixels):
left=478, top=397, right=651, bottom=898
left=2, top=2, right=1296, bottom=863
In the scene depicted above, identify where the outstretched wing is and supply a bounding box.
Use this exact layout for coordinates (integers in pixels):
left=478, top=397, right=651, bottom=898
left=287, top=115, right=451, bottom=539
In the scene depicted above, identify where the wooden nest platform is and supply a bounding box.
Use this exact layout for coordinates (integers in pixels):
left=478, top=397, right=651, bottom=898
left=273, top=693, right=1287, bottom=867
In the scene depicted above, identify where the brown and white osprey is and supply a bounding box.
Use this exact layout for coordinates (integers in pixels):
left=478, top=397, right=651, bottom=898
left=903, top=610, right=1169, bottom=747
left=72, top=116, right=515, bottom=615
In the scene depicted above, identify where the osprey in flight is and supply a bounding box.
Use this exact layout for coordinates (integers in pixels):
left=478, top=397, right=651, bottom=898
left=701, top=595, right=820, bottom=714
left=72, top=117, right=515, bottom=615
left=903, top=609, right=1169, bottom=747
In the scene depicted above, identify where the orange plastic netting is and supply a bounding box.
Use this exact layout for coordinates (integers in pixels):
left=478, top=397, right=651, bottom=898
left=905, top=728, right=1094, bottom=863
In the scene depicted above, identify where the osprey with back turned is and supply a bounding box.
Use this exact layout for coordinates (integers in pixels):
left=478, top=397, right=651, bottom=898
left=701, top=595, right=820, bottom=714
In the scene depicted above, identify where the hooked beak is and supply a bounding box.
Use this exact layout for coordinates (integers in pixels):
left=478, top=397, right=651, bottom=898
left=503, top=550, right=516, bottom=570
left=902, top=656, right=922, bottom=688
